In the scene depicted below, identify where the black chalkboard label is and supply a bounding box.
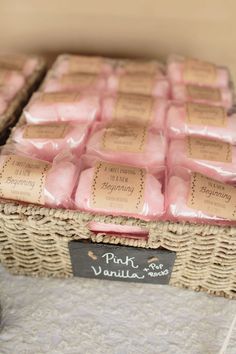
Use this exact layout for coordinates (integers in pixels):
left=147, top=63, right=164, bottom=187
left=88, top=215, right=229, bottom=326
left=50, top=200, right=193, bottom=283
left=69, top=241, right=176, bottom=284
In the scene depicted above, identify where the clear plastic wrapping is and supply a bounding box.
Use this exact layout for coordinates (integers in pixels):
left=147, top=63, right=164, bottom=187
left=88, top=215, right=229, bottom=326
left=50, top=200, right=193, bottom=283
left=0, top=69, right=25, bottom=101
left=100, top=94, right=168, bottom=131
left=171, top=83, right=233, bottom=108
left=0, top=53, right=39, bottom=78
left=106, top=73, right=170, bottom=98
left=51, top=54, right=114, bottom=76
left=168, top=138, right=236, bottom=183
left=166, top=167, right=236, bottom=224
left=12, top=122, right=89, bottom=162
left=86, top=123, right=166, bottom=172
left=167, top=54, right=230, bottom=88
left=166, top=102, right=236, bottom=143
left=74, top=156, right=165, bottom=220
left=24, top=92, right=101, bottom=125
left=0, top=146, right=79, bottom=208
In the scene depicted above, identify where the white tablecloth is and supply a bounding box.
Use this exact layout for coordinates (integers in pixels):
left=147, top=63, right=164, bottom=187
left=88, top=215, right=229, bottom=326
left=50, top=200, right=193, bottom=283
left=0, top=265, right=235, bottom=354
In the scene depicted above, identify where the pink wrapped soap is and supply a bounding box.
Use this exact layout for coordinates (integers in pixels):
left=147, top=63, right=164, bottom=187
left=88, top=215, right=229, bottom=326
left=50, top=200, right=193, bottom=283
left=115, top=59, right=165, bottom=76
left=24, top=92, right=101, bottom=125
left=101, top=94, right=168, bottom=131
left=12, top=122, right=89, bottom=162
left=42, top=73, right=107, bottom=93
left=86, top=123, right=166, bottom=171
left=106, top=73, right=170, bottom=98
left=0, top=149, right=78, bottom=208
left=171, top=83, right=232, bottom=108
left=75, top=159, right=165, bottom=220
left=168, top=138, right=236, bottom=183
left=0, top=95, right=7, bottom=115
left=52, top=54, right=114, bottom=76
left=167, top=55, right=229, bottom=88
left=166, top=168, right=236, bottom=224
left=0, top=69, right=25, bottom=101
left=166, top=102, right=236, bottom=144
left=0, top=53, right=39, bottom=78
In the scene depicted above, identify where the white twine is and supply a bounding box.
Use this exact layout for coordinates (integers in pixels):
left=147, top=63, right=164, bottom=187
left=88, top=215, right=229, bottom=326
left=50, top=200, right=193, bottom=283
left=219, top=312, right=236, bottom=354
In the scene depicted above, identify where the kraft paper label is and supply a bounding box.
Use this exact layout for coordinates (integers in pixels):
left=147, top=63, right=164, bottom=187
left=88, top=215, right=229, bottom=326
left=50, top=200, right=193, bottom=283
left=61, top=73, right=96, bottom=86
left=186, top=102, right=226, bottom=127
left=187, top=137, right=232, bottom=163
left=113, top=94, right=153, bottom=124
left=123, top=60, right=158, bottom=74
left=91, top=162, right=145, bottom=213
left=0, top=155, right=51, bottom=205
left=119, top=74, right=154, bottom=95
left=187, top=172, right=236, bottom=220
left=186, top=85, right=221, bottom=102
left=23, top=123, right=69, bottom=139
left=69, top=56, right=102, bottom=73
left=0, top=55, right=26, bottom=71
left=101, top=124, right=147, bottom=153
left=40, top=92, right=79, bottom=103
left=183, top=58, right=217, bottom=85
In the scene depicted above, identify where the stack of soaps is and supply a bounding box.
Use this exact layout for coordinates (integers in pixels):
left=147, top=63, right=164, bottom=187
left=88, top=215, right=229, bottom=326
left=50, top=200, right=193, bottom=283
left=0, top=53, right=45, bottom=142
left=166, top=54, right=236, bottom=223
left=0, top=53, right=235, bottom=226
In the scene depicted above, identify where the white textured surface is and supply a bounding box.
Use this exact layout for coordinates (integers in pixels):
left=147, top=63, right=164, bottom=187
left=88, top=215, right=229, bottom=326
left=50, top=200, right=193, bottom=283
left=0, top=264, right=235, bottom=354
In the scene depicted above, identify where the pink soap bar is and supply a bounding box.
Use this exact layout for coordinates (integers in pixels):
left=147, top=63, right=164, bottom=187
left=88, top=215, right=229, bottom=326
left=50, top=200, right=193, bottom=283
left=115, top=59, right=165, bottom=76
left=0, top=151, right=78, bottom=209
left=52, top=54, right=114, bottom=76
left=12, top=122, right=89, bottom=162
left=0, top=54, right=39, bottom=77
left=0, top=95, right=7, bottom=115
left=168, top=138, right=236, bottom=183
left=24, top=92, right=101, bottom=124
left=106, top=73, right=170, bottom=98
left=0, top=69, right=25, bottom=101
left=86, top=123, right=166, bottom=172
left=101, top=94, right=168, bottom=131
left=74, top=165, right=165, bottom=220
left=42, top=73, right=107, bottom=93
left=166, top=170, right=234, bottom=224
left=166, top=102, right=236, bottom=144
left=167, top=55, right=229, bottom=88
left=171, top=83, right=232, bottom=108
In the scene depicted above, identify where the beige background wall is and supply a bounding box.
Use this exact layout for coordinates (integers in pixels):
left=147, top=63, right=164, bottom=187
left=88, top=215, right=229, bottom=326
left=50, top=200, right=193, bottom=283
left=0, top=0, right=235, bottom=77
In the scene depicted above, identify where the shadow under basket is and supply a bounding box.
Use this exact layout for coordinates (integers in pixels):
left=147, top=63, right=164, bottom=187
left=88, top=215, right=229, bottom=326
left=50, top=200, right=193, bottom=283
left=0, top=200, right=235, bottom=299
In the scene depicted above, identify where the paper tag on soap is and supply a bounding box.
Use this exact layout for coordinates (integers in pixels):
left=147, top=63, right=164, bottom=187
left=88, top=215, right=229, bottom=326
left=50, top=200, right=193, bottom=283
left=69, top=56, right=102, bottom=74
left=0, top=55, right=27, bottom=71
left=119, top=74, right=154, bottom=95
left=186, top=102, right=226, bottom=127
left=187, top=172, right=236, bottom=220
left=40, top=92, right=80, bottom=103
left=0, top=155, right=51, bottom=205
left=91, top=162, right=145, bottom=213
left=101, top=124, right=147, bottom=153
left=183, top=58, right=217, bottom=85
left=23, top=123, right=69, bottom=139
left=186, top=85, right=221, bottom=102
left=60, top=73, right=96, bottom=86
left=186, top=137, right=232, bottom=163
left=123, top=60, right=159, bottom=74
left=113, top=94, right=153, bottom=125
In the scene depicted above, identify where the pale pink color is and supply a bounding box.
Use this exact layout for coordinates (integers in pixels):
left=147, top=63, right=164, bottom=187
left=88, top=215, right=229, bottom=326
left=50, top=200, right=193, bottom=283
left=101, top=94, right=168, bottom=131
left=166, top=171, right=231, bottom=224
left=88, top=221, right=148, bottom=238
left=0, top=54, right=39, bottom=77
left=86, top=124, right=166, bottom=172
left=106, top=73, right=170, bottom=98
left=115, top=59, right=165, bottom=76
left=74, top=166, right=164, bottom=220
left=52, top=54, right=114, bottom=76
left=166, top=103, right=236, bottom=143
left=0, top=69, right=25, bottom=101
left=167, top=55, right=229, bottom=88
left=42, top=73, right=107, bottom=93
left=171, top=83, right=232, bottom=108
left=168, top=139, right=236, bottom=183
left=24, top=92, right=101, bottom=124
left=12, top=123, right=89, bottom=162
left=0, top=95, right=7, bottom=115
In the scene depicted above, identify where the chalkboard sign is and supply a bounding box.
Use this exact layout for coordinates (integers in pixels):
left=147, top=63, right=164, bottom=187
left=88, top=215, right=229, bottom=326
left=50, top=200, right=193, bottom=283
left=69, top=241, right=176, bottom=284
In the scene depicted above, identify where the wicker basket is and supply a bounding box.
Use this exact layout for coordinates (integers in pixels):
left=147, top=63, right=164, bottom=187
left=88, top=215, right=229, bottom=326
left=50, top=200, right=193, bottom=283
left=0, top=57, right=46, bottom=144
left=0, top=199, right=235, bottom=299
